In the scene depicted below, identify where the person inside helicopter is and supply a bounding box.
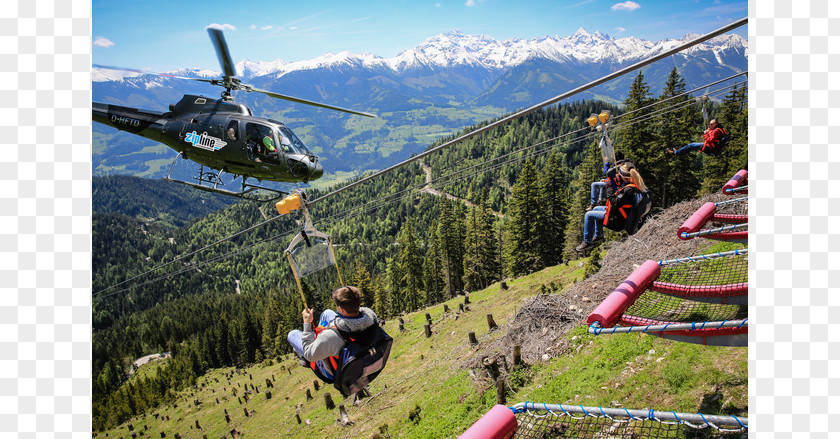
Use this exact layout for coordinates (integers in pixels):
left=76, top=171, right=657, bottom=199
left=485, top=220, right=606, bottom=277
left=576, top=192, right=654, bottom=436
left=246, top=123, right=280, bottom=163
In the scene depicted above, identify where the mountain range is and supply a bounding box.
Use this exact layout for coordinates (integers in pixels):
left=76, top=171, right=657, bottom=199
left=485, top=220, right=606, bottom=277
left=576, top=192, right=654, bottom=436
left=92, top=29, right=747, bottom=183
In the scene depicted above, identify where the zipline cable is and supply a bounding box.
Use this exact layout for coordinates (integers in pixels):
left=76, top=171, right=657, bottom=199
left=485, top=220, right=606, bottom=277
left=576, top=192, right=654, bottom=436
left=97, top=87, right=737, bottom=299
left=95, top=19, right=748, bottom=298
left=308, top=17, right=747, bottom=206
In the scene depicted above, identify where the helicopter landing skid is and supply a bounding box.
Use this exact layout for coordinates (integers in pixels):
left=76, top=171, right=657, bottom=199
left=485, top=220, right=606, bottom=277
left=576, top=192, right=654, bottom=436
left=164, top=152, right=287, bottom=202
left=162, top=177, right=287, bottom=202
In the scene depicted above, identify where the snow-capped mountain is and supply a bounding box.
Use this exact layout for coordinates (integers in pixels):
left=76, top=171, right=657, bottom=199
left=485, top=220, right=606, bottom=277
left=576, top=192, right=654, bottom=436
left=92, top=28, right=746, bottom=179
left=94, top=28, right=747, bottom=82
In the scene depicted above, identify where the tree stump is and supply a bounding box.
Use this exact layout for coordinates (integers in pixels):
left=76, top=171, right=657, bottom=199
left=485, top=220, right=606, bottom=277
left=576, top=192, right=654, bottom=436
left=225, top=413, right=231, bottom=423
left=468, top=331, right=477, bottom=345
left=243, top=407, right=249, bottom=418
left=443, top=304, right=449, bottom=313
left=339, top=404, right=354, bottom=426
left=425, top=313, right=432, bottom=324
left=195, top=420, right=200, bottom=429
left=313, top=380, right=320, bottom=391
left=458, top=303, right=464, bottom=313
left=483, top=356, right=500, bottom=381
left=266, top=378, right=273, bottom=388
left=513, top=345, right=522, bottom=366
left=324, top=393, right=336, bottom=410
left=216, top=398, right=219, bottom=404
left=486, top=314, right=498, bottom=330
left=424, top=324, right=432, bottom=338
left=306, top=389, right=313, bottom=401
left=160, top=433, right=165, bottom=438
left=464, top=293, right=470, bottom=304
left=295, top=413, right=302, bottom=424
left=500, top=281, right=508, bottom=290
left=265, top=390, right=272, bottom=399
left=496, top=378, right=506, bottom=405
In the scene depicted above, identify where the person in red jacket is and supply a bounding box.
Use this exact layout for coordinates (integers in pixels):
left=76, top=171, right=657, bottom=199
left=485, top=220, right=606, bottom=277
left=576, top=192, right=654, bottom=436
left=667, top=119, right=727, bottom=156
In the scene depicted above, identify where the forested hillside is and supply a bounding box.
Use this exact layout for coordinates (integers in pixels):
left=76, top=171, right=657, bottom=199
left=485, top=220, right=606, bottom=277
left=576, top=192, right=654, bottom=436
left=92, top=68, right=747, bottom=431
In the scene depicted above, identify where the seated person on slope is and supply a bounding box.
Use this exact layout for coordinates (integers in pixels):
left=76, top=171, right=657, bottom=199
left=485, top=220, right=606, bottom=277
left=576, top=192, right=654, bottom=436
left=588, top=152, right=627, bottom=211
left=576, top=162, right=648, bottom=252
left=287, top=286, right=379, bottom=384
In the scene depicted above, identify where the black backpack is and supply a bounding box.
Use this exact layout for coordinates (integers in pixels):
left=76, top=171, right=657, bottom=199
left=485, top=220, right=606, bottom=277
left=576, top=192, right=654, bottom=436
left=603, top=184, right=641, bottom=232
left=625, top=190, right=651, bottom=235
left=333, top=325, right=393, bottom=397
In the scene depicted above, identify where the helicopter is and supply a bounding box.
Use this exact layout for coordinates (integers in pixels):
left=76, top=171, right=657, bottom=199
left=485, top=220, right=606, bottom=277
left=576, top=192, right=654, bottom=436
left=92, top=28, right=376, bottom=201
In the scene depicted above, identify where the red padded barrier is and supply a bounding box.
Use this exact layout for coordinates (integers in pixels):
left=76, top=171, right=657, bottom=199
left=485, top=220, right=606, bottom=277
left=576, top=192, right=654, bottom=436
left=459, top=404, right=518, bottom=439
left=649, top=281, right=748, bottom=298
left=677, top=202, right=717, bottom=239
left=704, top=231, right=748, bottom=242
left=586, top=260, right=661, bottom=328
left=722, top=170, right=748, bottom=193
left=711, top=213, right=748, bottom=224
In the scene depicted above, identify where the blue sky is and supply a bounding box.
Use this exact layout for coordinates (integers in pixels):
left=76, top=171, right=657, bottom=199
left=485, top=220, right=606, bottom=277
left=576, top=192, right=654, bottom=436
left=93, top=0, right=747, bottom=72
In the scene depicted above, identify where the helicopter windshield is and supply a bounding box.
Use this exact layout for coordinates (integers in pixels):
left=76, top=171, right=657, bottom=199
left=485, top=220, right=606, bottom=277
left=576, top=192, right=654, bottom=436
left=277, top=126, right=310, bottom=155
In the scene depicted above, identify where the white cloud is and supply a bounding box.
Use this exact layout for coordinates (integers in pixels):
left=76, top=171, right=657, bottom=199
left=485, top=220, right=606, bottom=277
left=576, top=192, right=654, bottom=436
left=465, top=0, right=477, bottom=6
left=206, top=23, right=237, bottom=31
left=290, top=26, right=298, bottom=30
left=250, top=24, right=256, bottom=30
left=93, top=36, right=114, bottom=48
left=261, top=25, right=273, bottom=31
left=614, top=26, right=627, bottom=32
left=611, top=1, right=640, bottom=11
left=435, top=2, right=441, bottom=6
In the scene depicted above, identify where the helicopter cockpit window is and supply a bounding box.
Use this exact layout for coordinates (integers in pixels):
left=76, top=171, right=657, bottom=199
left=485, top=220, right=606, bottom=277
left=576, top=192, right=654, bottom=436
left=226, top=120, right=238, bottom=141
left=245, top=123, right=278, bottom=161
left=278, top=127, right=310, bottom=155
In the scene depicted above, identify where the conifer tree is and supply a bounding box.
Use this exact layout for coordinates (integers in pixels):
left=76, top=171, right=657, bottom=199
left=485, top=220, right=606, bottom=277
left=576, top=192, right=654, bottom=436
left=462, top=204, right=482, bottom=292
left=476, top=192, right=501, bottom=286
left=618, top=71, right=657, bottom=195
left=396, top=219, right=423, bottom=312
left=655, top=68, right=701, bottom=205
left=386, top=257, right=404, bottom=315
left=536, top=150, right=569, bottom=266
left=437, top=199, right=464, bottom=297
left=373, top=276, right=390, bottom=319
left=423, top=221, right=446, bottom=305
left=349, top=261, right=375, bottom=309
left=504, top=159, right=541, bottom=277
left=260, top=292, right=281, bottom=358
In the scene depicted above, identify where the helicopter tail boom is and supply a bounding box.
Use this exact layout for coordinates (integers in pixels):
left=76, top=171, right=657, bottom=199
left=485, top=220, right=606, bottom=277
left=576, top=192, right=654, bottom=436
left=92, top=102, right=168, bottom=142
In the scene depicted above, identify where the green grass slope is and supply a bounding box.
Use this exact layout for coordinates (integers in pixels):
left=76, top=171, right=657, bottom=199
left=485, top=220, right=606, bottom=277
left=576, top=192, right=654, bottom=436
left=98, top=253, right=746, bottom=439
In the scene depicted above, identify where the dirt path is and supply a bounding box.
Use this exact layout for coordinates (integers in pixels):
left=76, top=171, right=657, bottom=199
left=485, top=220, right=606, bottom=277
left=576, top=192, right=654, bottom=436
left=128, top=352, right=169, bottom=377
left=419, top=161, right=505, bottom=219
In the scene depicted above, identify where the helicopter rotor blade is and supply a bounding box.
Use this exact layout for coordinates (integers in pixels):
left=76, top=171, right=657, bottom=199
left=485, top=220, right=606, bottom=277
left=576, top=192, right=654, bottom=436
left=249, top=87, right=376, bottom=118
left=92, top=64, right=217, bottom=84
left=207, top=28, right=238, bottom=78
